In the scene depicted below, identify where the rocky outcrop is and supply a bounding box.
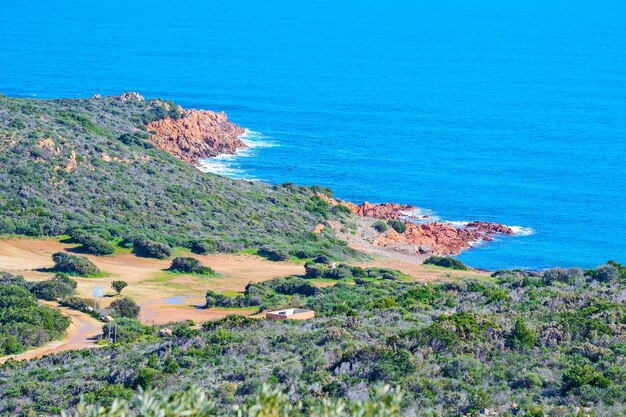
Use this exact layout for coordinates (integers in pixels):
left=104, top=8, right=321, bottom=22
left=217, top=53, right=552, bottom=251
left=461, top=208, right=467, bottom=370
left=354, top=202, right=417, bottom=219
left=375, top=221, right=514, bottom=256
left=117, top=92, right=145, bottom=102
left=147, top=110, right=246, bottom=164
left=316, top=193, right=515, bottom=256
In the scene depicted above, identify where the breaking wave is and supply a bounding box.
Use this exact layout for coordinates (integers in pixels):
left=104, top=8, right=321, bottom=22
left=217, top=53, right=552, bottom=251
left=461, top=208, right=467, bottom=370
left=197, top=129, right=276, bottom=180
left=401, top=207, right=534, bottom=237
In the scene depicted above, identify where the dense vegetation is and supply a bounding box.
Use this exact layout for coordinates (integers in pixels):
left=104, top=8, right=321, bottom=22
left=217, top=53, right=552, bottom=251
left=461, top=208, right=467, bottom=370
left=423, top=256, right=468, bottom=270
left=64, top=384, right=402, bottom=417
left=2, top=262, right=626, bottom=416
left=0, top=94, right=355, bottom=259
left=0, top=273, right=71, bottom=355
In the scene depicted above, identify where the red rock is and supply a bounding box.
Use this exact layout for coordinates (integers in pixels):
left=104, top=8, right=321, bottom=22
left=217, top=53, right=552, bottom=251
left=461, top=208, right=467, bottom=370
left=147, top=109, right=246, bottom=164
left=354, top=202, right=417, bottom=219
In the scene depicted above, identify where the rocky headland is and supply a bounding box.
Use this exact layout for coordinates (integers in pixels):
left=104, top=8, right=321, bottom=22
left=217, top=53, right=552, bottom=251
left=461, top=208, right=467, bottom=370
left=112, top=94, right=515, bottom=261
left=147, top=107, right=246, bottom=164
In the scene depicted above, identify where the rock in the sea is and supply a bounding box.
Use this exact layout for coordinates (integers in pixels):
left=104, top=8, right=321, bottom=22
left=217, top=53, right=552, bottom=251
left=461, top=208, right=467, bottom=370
left=315, top=192, right=515, bottom=256
left=147, top=109, right=246, bottom=164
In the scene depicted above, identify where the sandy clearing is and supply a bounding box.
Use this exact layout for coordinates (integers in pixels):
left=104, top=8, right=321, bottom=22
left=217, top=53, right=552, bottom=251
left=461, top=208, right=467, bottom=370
left=0, top=301, right=102, bottom=364
left=0, top=238, right=303, bottom=324
left=139, top=296, right=256, bottom=325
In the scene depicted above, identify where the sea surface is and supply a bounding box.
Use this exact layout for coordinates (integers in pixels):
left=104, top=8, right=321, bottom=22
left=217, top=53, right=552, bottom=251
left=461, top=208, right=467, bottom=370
left=1, top=0, right=624, bottom=270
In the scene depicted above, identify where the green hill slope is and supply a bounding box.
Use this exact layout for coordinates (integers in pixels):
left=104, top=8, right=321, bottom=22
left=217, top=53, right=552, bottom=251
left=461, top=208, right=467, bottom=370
left=0, top=93, right=352, bottom=257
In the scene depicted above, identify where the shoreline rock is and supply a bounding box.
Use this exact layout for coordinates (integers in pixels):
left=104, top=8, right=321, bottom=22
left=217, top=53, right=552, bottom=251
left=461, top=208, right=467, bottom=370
left=316, top=193, right=515, bottom=256
left=146, top=109, right=246, bottom=164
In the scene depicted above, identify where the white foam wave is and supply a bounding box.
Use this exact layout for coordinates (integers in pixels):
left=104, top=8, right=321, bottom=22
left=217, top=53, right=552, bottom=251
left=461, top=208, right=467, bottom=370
left=239, top=129, right=277, bottom=149
left=507, top=225, right=535, bottom=236
left=402, top=208, right=534, bottom=238
left=400, top=208, right=441, bottom=223
left=197, top=129, right=276, bottom=180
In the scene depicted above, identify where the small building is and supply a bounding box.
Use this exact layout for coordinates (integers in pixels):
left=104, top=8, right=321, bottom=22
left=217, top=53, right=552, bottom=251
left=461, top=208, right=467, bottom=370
left=265, top=308, right=315, bottom=321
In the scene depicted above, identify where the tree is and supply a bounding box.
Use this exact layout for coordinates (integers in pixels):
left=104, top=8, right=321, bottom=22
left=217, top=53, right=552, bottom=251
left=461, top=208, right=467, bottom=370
left=111, top=280, right=128, bottom=295
left=109, top=298, right=140, bottom=318
left=506, top=318, right=537, bottom=350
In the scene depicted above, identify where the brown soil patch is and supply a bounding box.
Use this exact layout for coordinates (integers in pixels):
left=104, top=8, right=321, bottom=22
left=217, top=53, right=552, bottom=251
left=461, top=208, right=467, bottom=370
left=0, top=238, right=302, bottom=322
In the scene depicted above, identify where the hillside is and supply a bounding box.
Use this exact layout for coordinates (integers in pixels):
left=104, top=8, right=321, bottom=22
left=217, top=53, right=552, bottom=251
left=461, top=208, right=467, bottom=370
left=0, top=93, right=352, bottom=258
left=1, top=263, right=626, bottom=416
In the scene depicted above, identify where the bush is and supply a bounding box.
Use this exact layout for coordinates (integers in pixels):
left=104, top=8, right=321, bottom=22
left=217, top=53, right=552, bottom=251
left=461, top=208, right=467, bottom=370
left=0, top=271, right=29, bottom=289
left=387, top=220, right=407, bottom=234
left=69, top=230, right=115, bottom=255
left=52, top=252, right=100, bottom=276
left=586, top=264, right=620, bottom=283
left=102, top=317, right=152, bottom=343
left=424, top=256, right=468, bottom=270
left=314, top=254, right=333, bottom=265
left=372, top=220, right=388, bottom=233
left=190, top=238, right=217, bottom=255
left=331, top=204, right=353, bottom=215
left=258, top=246, right=290, bottom=262
left=109, top=298, right=141, bottom=318
left=305, top=263, right=326, bottom=278
left=169, top=257, right=215, bottom=275
left=31, top=275, right=76, bottom=301
left=133, top=239, right=172, bottom=259
left=562, top=364, right=610, bottom=393
left=60, top=296, right=98, bottom=312
left=542, top=267, right=583, bottom=285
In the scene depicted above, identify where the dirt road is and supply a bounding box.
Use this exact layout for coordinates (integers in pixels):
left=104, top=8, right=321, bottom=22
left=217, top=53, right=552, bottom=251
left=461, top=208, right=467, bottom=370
left=0, top=302, right=103, bottom=364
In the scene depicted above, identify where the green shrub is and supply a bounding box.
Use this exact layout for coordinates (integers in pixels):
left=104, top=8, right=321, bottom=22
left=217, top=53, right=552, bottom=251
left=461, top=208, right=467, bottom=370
left=314, top=254, right=333, bottom=265
left=258, top=246, right=290, bottom=262
left=562, top=364, right=611, bottom=393
left=78, top=235, right=115, bottom=256
left=59, top=296, right=98, bottom=312
left=423, top=256, right=468, bottom=270
left=372, top=220, right=388, bottom=233
left=52, top=252, right=100, bottom=276
left=586, top=264, right=620, bottom=282
left=31, top=275, right=76, bottom=301
left=190, top=238, right=217, bottom=255
left=387, top=220, right=407, bottom=233
left=305, top=263, right=326, bottom=278
left=109, top=297, right=140, bottom=318
left=133, top=239, right=172, bottom=259
left=169, top=257, right=215, bottom=275
left=102, top=317, right=152, bottom=343
left=331, top=204, right=353, bottom=215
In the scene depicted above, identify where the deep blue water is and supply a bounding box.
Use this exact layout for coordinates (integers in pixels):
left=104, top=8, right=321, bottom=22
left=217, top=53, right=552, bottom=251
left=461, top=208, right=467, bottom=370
left=1, top=0, right=624, bottom=270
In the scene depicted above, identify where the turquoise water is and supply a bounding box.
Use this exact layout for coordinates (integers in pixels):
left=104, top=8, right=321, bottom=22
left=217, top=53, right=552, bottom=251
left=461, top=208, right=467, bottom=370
left=1, top=0, right=624, bottom=270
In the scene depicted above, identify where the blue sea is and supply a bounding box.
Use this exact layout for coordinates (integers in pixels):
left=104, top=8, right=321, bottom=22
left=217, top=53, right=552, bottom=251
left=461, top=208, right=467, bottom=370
left=1, top=0, right=624, bottom=270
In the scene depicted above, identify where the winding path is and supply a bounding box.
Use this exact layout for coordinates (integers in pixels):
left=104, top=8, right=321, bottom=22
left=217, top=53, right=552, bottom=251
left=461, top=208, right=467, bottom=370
left=0, top=302, right=103, bottom=364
